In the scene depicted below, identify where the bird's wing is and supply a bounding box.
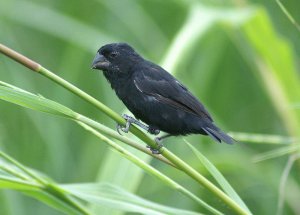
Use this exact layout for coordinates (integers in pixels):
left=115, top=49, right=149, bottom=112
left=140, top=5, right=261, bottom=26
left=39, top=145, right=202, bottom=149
left=133, top=66, right=213, bottom=121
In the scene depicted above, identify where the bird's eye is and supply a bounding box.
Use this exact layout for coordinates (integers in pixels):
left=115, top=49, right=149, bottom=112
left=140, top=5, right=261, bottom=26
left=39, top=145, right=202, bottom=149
left=110, top=52, right=118, bottom=58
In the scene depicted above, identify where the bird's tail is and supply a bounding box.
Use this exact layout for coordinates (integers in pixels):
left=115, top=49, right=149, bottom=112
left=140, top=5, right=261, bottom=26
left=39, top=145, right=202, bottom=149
left=202, top=124, right=235, bottom=144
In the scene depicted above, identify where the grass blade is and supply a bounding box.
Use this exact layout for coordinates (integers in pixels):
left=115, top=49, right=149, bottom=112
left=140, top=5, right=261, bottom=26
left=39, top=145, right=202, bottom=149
left=185, top=140, right=251, bottom=214
left=0, top=0, right=115, bottom=52
left=252, top=145, right=300, bottom=163
left=0, top=86, right=76, bottom=119
left=229, top=132, right=297, bottom=145
left=78, top=122, right=223, bottom=215
left=0, top=81, right=175, bottom=166
left=276, top=0, right=300, bottom=32
left=63, top=183, right=203, bottom=215
left=24, top=190, right=85, bottom=215
left=0, top=82, right=221, bottom=213
left=0, top=44, right=250, bottom=215
left=0, top=150, right=90, bottom=215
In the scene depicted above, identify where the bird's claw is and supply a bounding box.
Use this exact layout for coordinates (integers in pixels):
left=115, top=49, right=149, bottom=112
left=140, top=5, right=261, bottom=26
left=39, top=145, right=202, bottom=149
left=146, top=144, right=163, bottom=154
left=116, top=114, right=161, bottom=139
left=148, top=127, right=160, bottom=135
left=116, top=124, right=124, bottom=135
left=116, top=122, right=130, bottom=135
left=147, top=137, right=164, bottom=154
left=116, top=114, right=137, bottom=135
left=155, top=136, right=163, bottom=144
left=122, top=114, right=130, bottom=121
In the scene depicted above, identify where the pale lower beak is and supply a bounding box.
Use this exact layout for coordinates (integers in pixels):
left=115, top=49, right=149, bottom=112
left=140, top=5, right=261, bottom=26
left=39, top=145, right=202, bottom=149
left=91, top=53, right=110, bottom=70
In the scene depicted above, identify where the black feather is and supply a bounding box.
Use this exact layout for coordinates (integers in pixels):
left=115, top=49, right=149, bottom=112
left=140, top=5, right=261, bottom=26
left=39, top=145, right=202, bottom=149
left=202, top=127, right=235, bottom=144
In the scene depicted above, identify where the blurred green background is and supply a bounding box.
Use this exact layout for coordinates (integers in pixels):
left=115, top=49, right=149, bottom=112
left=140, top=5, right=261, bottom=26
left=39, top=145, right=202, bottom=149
left=0, top=0, right=300, bottom=214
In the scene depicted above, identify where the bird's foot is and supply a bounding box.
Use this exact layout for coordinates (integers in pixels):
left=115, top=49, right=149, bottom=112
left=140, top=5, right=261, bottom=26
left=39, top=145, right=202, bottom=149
left=147, top=134, right=173, bottom=153
left=148, top=126, right=160, bottom=135
left=117, top=114, right=136, bottom=134
left=155, top=136, right=163, bottom=144
left=146, top=137, right=164, bottom=154
left=116, top=114, right=161, bottom=136
left=116, top=124, right=124, bottom=135
left=147, top=143, right=163, bottom=155
left=117, top=114, right=150, bottom=134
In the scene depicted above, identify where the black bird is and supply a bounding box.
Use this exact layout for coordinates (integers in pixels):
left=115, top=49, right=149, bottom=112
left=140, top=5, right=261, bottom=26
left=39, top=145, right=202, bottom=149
left=91, top=43, right=235, bottom=148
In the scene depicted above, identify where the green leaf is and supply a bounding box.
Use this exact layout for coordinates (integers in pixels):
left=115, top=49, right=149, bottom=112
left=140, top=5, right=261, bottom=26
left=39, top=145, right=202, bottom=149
left=237, top=8, right=300, bottom=136
left=0, top=80, right=35, bottom=95
left=229, top=132, right=297, bottom=145
left=0, top=177, right=87, bottom=215
left=0, top=150, right=90, bottom=215
left=0, top=176, right=79, bottom=214
left=185, top=140, right=251, bottom=214
left=77, top=123, right=220, bottom=215
left=252, top=145, right=300, bottom=163
left=0, top=0, right=115, bottom=52
left=0, top=85, right=77, bottom=119
left=24, top=190, right=84, bottom=215
left=0, top=176, right=39, bottom=190
left=63, top=183, right=203, bottom=215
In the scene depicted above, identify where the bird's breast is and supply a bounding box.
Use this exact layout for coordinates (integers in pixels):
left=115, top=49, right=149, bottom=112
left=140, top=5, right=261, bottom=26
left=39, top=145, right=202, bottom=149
left=113, top=79, right=140, bottom=104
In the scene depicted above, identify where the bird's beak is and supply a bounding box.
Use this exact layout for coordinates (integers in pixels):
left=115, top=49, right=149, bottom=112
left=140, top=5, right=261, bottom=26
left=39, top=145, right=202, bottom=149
left=91, top=53, right=110, bottom=70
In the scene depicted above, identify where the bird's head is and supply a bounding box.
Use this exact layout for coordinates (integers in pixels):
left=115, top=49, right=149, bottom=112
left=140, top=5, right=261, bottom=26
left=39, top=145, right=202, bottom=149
left=91, top=43, right=141, bottom=73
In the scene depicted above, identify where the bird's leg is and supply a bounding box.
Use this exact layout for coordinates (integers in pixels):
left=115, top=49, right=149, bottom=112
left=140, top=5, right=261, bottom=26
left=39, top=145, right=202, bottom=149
left=148, top=126, right=160, bottom=135
left=155, top=134, right=172, bottom=143
left=117, top=114, right=149, bottom=134
left=147, top=134, right=172, bottom=154
left=117, top=114, right=161, bottom=135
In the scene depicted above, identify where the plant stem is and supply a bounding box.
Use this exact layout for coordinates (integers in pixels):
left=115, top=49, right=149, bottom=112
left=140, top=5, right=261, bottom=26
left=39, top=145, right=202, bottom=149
left=0, top=150, right=91, bottom=215
left=37, top=66, right=163, bottom=152
left=0, top=151, right=47, bottom=184
left=0, top=175, right=41, bottom=189
left=45, top=183, right=91, bottom=215
left=78, top=122, right=223, bottom=215
left=162, top=149, right=249, bottom=215
left=40, top=60, right=249, bottom=215
left=0, top=165, right=30, bottom=181
left=276, top=0, right=300, bottom=32
left=0, top=43, right=250, bottom=215
left=75, top=114, right=176, bottom=168
left=229, top=132, right=297, bottom=145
